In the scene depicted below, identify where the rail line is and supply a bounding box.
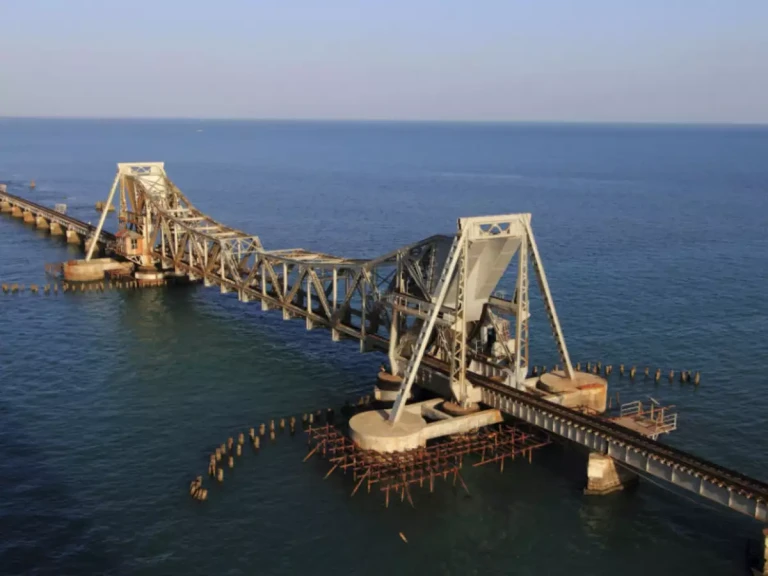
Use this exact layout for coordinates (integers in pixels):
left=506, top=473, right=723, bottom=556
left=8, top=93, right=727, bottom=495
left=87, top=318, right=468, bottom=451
left=0, top=188, right=117, bottom=248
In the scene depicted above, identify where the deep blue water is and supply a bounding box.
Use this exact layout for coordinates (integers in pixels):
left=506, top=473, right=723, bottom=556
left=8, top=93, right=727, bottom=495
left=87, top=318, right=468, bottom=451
left=0, top=119, right=767, bottom=575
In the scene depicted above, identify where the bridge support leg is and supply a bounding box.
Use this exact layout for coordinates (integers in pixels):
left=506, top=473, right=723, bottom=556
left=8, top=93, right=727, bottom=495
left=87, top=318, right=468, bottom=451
left=66, top=229, right=80, bottom=244
left=36, top=216, right=49, bottom=230
left=23, top=210, right=35, bottom=224
left=584, top=453, right=637, bottom=495
left=11, top=206, right=23, bottom=218
left=0, top=201, right=12, bottom=213
left=50, top=222, right=64, bottom=236
left=762, top=528, right=768, bottom=575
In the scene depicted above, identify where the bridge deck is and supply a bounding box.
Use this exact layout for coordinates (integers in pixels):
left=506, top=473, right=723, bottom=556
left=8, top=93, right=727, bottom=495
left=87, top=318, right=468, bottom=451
left=0, top=189, right=117, bottom=247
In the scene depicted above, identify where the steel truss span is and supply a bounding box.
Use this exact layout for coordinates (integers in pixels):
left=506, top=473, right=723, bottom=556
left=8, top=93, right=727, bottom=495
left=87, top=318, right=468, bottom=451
left=92, top=162, right=573, bottom=408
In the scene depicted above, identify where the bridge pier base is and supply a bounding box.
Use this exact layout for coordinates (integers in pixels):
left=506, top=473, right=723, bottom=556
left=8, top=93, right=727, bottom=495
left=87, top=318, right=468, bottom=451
left=261, top=299, right=270, bottom=311
left=331, top=328, right=341, bottom=342
left=23, top=211, right=35, bottom=224
left=238, top=290, right=250, bottom=303
left=306, top=317, right=314, bottom=330
left=584, top=452, right=638, bottom=495
left=36, top=216, right=49, bottom=229
left=762, top=528, right=768, bottom=575
left=11, top=206, right=23, bottom=218
left=66, top=229, right=81, bottom=244
left=50, top=222, right=64, bottom=236
left=0, top=201, right=11, bottom=212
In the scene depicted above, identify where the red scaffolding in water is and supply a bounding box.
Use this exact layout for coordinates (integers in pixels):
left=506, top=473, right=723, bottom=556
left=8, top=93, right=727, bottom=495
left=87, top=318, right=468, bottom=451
left=304, top=423, right=551, bottom=507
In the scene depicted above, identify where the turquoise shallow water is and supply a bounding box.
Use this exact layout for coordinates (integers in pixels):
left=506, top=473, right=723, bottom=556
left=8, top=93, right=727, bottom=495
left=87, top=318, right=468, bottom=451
left=0, top=120, right=767, bottom=575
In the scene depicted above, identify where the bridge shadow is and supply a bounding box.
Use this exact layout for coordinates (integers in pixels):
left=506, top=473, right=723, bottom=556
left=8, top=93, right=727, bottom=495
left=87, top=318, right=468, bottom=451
left=0, top=401, right=120, bottom=575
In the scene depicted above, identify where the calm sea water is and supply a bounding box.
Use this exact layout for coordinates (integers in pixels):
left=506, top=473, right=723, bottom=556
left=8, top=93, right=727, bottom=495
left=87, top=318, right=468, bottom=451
left=0, top=119, right=767, bottom=576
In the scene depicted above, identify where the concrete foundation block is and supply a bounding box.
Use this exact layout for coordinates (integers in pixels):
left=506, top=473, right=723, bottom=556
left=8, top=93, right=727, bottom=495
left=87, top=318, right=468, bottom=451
left=11, top=206, right=23, bottom=218
left=66, top=229, right=81, bottom=244
left=50, top=222, right=64, bottom=236
left=585, top=453, right=638, bottom=495
left=0, top=201, right=12, bottom=213
left=36, top=216, right=49, bottom=229
left=23, top=211, right=35, bottom=224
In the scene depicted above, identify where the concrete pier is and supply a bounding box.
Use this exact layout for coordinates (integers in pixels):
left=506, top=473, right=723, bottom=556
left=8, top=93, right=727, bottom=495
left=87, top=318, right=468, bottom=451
left=23, top=211, right=35, bottom=224
left=11, top=206, right=23, bottom=218
left=36, top=216, right=49, bottom=230
left=762, top=527, right=768, bottom=575
left=66, top=229, right=81, bottom=244
left=62, top=258, right=132, bottom=282
left=349, top=400, right=503, bottom=453
left=50, top=222, right=64, bottom=236
left=0, top=201, right=11, bottom=213
left=584, top=452, right=638, bottom=495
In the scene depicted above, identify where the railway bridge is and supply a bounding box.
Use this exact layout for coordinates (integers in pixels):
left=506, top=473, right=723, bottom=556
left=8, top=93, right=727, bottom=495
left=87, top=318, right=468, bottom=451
left=1, top=164, right=766, bottom=565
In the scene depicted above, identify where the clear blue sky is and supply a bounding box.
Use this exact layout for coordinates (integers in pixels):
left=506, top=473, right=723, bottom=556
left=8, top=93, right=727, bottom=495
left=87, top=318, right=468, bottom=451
left=1, top=0, right=766, bottom=123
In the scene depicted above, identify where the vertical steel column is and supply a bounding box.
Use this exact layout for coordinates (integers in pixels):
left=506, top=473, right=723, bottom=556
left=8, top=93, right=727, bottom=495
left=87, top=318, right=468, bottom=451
left=449, top=236, right=468, bottom=405
left=388, top=255, right=403, bottom=374
left=86, top=173, right=119, bottom=261
left=524, top=216, right=574, bottom=379
left=514, top=234, right=530, bottom=387
left=332, top=268, right=338, bottom=311
left=390, top=234, right=463, bottom=424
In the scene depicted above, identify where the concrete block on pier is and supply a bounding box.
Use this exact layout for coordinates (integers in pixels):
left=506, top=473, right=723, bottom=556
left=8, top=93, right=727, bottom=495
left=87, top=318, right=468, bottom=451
left=584, top=452, right=637, bottom=495
left=63, top=258, right=133, bottom=282
left=66, top=229, right=81, bottom=244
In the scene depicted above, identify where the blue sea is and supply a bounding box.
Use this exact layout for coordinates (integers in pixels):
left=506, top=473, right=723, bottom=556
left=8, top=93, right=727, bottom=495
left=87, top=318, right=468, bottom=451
left=0, top=119, right=767, bottom=575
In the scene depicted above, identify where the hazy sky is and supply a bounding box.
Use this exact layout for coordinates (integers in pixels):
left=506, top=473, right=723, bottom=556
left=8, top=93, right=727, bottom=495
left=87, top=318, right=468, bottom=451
left=1, top=1, right=766, bottom=122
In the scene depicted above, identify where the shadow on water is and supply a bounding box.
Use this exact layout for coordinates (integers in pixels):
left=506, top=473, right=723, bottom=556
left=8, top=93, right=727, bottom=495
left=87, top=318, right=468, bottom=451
left=0, top=402, right=120, bottom=576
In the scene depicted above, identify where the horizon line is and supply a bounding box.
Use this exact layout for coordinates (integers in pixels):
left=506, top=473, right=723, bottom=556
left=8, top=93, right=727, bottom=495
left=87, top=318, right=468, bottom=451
left=1, top=115, right=767, bottom=128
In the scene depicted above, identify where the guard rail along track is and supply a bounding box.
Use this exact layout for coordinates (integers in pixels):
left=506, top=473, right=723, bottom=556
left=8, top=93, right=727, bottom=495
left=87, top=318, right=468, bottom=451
left=468, top=363, right=768, bottom=521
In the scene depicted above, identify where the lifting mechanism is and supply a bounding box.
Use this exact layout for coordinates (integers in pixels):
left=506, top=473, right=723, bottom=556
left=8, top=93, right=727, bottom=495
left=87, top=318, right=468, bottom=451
left=388, top=213, right=575, bottom=425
